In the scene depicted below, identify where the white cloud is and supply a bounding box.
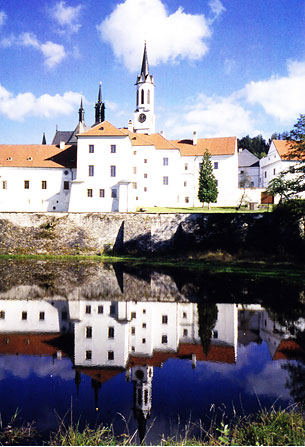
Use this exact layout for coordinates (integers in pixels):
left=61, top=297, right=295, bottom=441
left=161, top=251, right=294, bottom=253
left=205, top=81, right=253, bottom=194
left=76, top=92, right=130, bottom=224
left=0, top=10, right=7, bottom=29
left=209, top=0, right=226, bottom=20
left=40, top=41, right=66, bottom=68
left=163, top=94, right=257, bottom=139
left=49, top=1, right=83, bottom=34
left=97, top=0, right=211, bottom=71
left=0, top=31, right=66, bottom=68
left=244, top=60, right=305, bottom=122
left=0, top=85, right=81, bottom=121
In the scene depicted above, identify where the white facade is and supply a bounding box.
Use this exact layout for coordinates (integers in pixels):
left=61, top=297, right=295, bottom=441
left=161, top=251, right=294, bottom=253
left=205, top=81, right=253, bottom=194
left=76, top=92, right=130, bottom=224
left=260, top=140, right=297, bottom=189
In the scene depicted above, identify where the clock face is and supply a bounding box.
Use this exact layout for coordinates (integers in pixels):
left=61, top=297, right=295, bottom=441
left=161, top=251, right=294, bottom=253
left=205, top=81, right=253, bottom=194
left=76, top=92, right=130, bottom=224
left=138, top=113, right=146, bottom=123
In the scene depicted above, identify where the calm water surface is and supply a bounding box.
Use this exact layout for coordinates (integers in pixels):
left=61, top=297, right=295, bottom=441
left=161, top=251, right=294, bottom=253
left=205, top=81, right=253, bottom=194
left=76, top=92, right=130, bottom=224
left=0, top=260, right=304, bottom=444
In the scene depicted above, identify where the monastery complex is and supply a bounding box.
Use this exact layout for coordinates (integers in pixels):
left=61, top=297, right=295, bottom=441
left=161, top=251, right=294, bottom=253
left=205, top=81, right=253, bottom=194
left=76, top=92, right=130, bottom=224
left=0, top=44, right=296, bottom=212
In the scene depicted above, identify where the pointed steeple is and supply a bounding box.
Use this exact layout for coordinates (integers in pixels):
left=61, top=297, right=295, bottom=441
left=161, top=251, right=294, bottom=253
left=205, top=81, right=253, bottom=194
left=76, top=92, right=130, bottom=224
left=141, top=41, right=149, bottom=78
left=78, top=97, right=85, bottom=123
left=94, top=82, right=105, bottom=125
left=42, top=132, right=46, bottom=145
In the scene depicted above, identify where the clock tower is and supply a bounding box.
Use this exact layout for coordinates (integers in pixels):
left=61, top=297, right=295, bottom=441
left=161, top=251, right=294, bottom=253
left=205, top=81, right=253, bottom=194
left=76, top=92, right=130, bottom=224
left=133, top=42, right=155, bottom=134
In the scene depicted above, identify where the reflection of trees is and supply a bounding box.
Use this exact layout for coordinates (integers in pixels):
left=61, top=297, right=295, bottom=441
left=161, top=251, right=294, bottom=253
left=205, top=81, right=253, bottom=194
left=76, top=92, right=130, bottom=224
left=197, top=301, right=218, bottom=355
left=283, top=361, right=305, bottom=406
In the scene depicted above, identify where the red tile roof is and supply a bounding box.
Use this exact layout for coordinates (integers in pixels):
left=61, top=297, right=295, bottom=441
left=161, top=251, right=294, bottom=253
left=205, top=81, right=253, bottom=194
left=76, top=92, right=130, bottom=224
left=0, top=333, right=67, bottom=356
left=273, top=140, right=300, bottom=161
left=171, top=137, right=237, bottom=156
left=79, top=121, right=127, bottom=137
left=273, top=339, right=305, bottom=361
left=74, top=366, right=124, bottom=384
left=0, top=144, right=76, bottom=168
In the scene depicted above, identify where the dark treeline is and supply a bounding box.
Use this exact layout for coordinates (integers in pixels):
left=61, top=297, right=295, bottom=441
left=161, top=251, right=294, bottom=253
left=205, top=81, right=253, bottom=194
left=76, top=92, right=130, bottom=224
left=238, top=131, right=289, bottom=158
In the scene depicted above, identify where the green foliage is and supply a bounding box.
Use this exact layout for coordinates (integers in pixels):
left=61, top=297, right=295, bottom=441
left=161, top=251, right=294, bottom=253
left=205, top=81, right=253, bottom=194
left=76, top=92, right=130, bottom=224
left=238, top=134, right=268, bottom=158
left=50, top=423, right=119, bottom=446
left=198, top=150, right=218, bottom=207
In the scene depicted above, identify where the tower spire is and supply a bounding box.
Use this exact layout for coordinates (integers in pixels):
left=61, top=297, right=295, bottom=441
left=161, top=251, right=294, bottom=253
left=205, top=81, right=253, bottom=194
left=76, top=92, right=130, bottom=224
left=94, top=82, right=105, bottom=125
left=141, top=41, right=149, bottom=78
left=79, top=97, right=85, bottom=123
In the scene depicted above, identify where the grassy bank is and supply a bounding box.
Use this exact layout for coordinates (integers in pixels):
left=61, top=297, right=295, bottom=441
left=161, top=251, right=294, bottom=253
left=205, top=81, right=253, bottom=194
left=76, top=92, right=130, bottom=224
left=2, top=408, right=305, bottom=445
left=0, top=252, right=304, bottom=281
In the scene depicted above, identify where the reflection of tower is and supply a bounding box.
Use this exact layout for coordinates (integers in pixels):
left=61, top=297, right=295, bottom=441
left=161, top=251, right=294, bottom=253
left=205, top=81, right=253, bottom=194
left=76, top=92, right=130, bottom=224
left=130, top=365, right=153, bottom=443
left=91, top=378, right=101, bottom=411
left=75, top=370, right=81, bottom=396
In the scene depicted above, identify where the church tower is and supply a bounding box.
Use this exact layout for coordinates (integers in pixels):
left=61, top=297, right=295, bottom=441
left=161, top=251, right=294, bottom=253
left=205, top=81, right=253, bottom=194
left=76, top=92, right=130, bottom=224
left=133, top=42, right=155, bottom=134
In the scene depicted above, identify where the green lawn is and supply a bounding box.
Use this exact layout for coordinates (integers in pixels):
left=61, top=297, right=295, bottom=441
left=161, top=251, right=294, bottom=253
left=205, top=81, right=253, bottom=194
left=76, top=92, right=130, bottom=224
left=137, top=206, right=272, bottom=213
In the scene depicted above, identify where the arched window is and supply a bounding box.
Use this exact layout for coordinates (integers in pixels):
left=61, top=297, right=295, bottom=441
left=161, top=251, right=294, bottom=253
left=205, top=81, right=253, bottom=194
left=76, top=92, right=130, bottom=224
left=136, top=90, right=139, bottom=106
left=141, top=89, right=144, bottom=105
left=147, top=89, right=150, bottom=104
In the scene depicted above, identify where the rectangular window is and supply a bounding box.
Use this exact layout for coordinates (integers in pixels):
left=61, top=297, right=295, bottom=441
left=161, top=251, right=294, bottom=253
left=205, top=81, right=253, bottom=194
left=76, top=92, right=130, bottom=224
left=64, top=181, right=69, bottom=190
left=133, top=167, right=137, bottom=174
left=22, top=311, right=27, bottom=320
left=108, top=327, right=114, bottom=338
left=111, top=145, right=116, bottom=153
left=162, top=315, right=168, bottom=324
left=2, top=181, right=7, bottom=190
left=162, top=335, right=168, bottom=344
left=111, top=189, right=117, bottom=198
left=110, top=304, right=116, bottom=315
left=163, top=176, right=169, bottom=186
left=143, top=309, right=146, bottom=314
left=41, top=180, right=47, bottom=190
left=273, top=168, right=276, bottom=175
left=144, top=173, right=148, bottom=178
left=144, top=159, right=147, bottom=164
left=131, top=326, right=136, bottom=335
left=108, top=351, right=114, bottom=360
left=214, top=162, right=219, bottom=169
left=183, top=312, right=187, bottom=319
left=144, top=187, right=147, bottom=192
left=216, top=180, right=218, bottom=186
left=110, top=165, right=116, bottom=177
left=132, top=182, right=137, bottom=189
left=131, top=312, right=136, bottom=319
left=264, top=171, right=267, bottom=178
left=199, top=163, right=203, bottom=170
left=185, top=197, right=189, bottom=203
left=0, top=311, right=5, bottom=319
left=39, top=312, right=45, bottom=321
left=184, top=163, right=188, bottom=171
left=89, top=145, right=94, bottom=153
left=87, top=189, right=93, bottom=197
left=86, top=305, right=91, bottom=314
left=86, top=326, right=92, bottom=338
left=86, top=350, right=92, bottom=360
left=213, top=330, right=218, bottom=339
left=98, top=305, right=104, bottom=314
left=99, top=189, right=105, bottom=198
left=133, top=151, right=137, bottom=155
left=142, top=323, right=146, bottom=328
left=163, top=157, right=168, bottom=166
left=24, top=180, right=29, bottom=189
left=142, top=338, right=146, bottom=344
left=184, top=181, right=187, bottom=187
left=183, top=329, right=188, bottom=337
left=89, top=165, right=94, bottom=176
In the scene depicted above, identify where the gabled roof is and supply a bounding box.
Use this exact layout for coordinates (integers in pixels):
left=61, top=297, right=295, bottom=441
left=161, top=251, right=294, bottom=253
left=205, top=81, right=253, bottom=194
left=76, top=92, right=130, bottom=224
left=120, top=130, right=178, bottom=149
left=272, top=139, right=299, bottom=160
left=0, top=333, right=68, bottom=356
left=52, top=131, right=73, bottom=145
left=0, top=144, right=76, bottom=168
left=238, top=148, right=260, bottom=168
left=78, top=121, right=127, bottom=137
left=74, top=366, right=124, bottom=384
left=170, top=137, right=237, bottom=156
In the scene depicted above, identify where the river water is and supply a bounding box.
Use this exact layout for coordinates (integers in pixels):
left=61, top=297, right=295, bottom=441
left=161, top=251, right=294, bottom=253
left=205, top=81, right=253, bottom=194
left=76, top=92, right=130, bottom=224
left=0, top=259, right=304, bottom=444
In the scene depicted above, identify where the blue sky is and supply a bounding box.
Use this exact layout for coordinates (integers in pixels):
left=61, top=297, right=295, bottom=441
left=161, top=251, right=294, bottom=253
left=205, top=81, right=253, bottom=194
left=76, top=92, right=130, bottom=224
left=0, top=0, right=304, bottom=144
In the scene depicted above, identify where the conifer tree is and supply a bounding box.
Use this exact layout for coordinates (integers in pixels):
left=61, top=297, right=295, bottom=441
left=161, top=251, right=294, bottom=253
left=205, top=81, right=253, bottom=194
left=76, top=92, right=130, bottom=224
left=198, top=149, right=218, bottom=209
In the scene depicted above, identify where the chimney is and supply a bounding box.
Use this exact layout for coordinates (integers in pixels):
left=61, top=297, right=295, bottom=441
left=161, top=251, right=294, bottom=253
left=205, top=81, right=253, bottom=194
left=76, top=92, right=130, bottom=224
left=60, top=141, right=65, bottom=149
left=193, top=131, right=197, bottom=146
left=128, top=119, right=133, bottom=132
left=160, top=130, right=164, bottom=136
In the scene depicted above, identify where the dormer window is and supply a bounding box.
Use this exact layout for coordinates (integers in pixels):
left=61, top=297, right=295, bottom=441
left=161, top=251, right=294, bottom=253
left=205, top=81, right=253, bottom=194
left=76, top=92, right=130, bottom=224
left=27, top=157, right=33, bottom=161
left=7, top=157, right=12, bottom=161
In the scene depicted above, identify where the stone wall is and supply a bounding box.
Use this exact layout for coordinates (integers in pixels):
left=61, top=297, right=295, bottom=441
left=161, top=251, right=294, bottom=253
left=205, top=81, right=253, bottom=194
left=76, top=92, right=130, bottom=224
left=0, top=211, right=304, bottom=259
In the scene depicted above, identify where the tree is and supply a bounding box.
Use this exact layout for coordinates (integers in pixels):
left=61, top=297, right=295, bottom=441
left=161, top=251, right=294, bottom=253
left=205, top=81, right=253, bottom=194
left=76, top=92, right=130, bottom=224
left=238, top=134, right=269, bottom=158
left=198, top=149, right=218, bottom=209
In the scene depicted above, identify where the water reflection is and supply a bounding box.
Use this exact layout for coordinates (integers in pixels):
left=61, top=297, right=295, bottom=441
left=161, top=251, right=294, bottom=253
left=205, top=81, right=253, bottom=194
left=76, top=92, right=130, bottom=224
left=0, top=261, right=304, bottom=443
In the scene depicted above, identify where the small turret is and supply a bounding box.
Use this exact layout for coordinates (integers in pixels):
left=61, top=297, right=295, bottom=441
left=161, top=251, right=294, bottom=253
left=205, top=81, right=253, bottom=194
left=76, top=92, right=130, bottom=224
left=42, top=133, right=46, bottom=145
left=79, top=98, right=85, bottom=123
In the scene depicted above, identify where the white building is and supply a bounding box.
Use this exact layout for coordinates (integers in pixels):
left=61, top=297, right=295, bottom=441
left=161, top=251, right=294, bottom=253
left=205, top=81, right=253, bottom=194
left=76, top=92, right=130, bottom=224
left=0, top=44, right=250, bottom=212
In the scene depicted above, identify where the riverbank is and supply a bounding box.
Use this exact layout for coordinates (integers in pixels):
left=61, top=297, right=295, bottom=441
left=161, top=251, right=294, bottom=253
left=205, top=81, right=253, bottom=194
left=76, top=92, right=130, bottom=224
left=2, top=407, right=305, bottom=445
